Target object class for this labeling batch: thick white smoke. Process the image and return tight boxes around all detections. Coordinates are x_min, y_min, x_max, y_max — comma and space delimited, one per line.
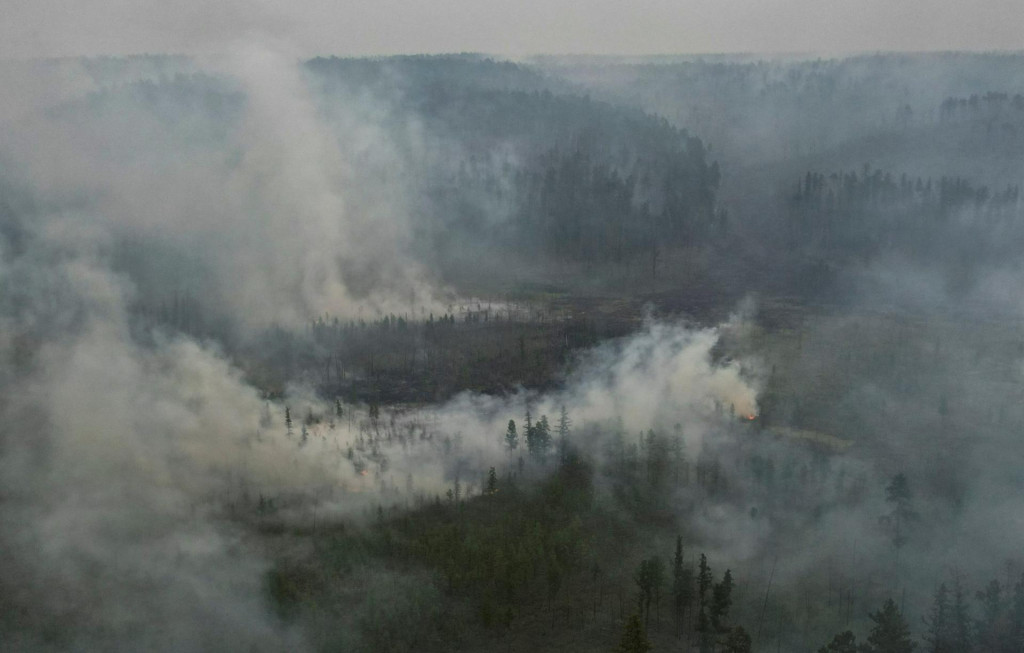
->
0, 46, 448, 332
0, 47, 763, 650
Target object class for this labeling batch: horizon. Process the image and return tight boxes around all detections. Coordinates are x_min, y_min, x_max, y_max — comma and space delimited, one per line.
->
4, 0, 1023, 60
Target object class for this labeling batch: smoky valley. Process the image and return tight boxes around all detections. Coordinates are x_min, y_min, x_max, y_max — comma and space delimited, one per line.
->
2, 51, 1024, 653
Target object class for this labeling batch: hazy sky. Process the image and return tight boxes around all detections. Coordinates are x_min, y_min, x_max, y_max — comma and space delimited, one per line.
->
3, 0, 1023, 59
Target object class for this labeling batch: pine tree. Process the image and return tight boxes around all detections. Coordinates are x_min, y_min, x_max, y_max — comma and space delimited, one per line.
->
696, 605, 713, 653
557, 405, 572, 439
923, 583, 951, 653
949, 575, 972, 652
696, 553, 715, 653
634, 557, 665, 632
818, 630, 859, 653
672, 536, 695, 637
615, 614, 652, 653
698, 553, 713, 608
536, 415, 552, 456
528, 414, 552, 458
865, 598, 916, 653
1012, 573, 1024, 652
285, 405, 293, 436
505, 419, 518, 451
671, 428, 688, 487
524, 407, 535, 453
711, 569, 734, 632
883, 473, 917, 551
974, 578, 1005, 651
486, 466, 498, 495
722, 625, 752, 653
644, 430, 670, 496
557, 404, 572, 462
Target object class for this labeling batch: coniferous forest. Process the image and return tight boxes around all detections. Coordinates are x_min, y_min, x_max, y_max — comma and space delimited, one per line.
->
2, 44, 1024, 653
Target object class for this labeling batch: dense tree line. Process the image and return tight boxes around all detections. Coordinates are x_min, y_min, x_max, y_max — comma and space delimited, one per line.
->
289, 308, 614, 402
508, 141, 723, 265
818, 571, 1024, 653
542, 54, 1024, 163
939, 92, 1024, 124
786, 166, 1022, 271
308, 55, 724, 271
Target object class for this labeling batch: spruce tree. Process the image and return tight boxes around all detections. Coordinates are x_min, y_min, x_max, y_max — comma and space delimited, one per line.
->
818, 630, 859, 653
696, 605, 713, 653
722, 625, 752, 653
672, 536, 695, 636
524, 408, 534, 453
923, 583, 951, 653
527, 414, 552, 458
865, 598, 916, 653
949, 575, 972, 652
556, 405, 572, 462
711, 569, 734, 632
505, 419, 518, 450
634, 557, 665, 632
486, 467, 498, 495
535, 415, 552, 457
557, 405, 572, 439
883, 473, 917, 552
671, 429, 687, 487
615, 614, 652, 653
698, 553, 713, 608
1012, 573, 1024, 652
696, 554, 715, 653
974, 578, 1005, 651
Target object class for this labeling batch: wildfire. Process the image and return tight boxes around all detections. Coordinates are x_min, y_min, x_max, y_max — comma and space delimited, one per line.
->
359, 469, 368, 476
745, 414, 757, 421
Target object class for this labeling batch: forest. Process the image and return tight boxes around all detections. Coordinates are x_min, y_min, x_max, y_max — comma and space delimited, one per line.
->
1, 50, 1023, 652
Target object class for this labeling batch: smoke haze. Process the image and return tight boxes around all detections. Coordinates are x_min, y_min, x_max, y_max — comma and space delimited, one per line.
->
1, 17, 1023, 651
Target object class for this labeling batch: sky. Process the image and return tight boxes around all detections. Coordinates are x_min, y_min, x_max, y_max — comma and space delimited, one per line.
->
2, 0, 1023, 60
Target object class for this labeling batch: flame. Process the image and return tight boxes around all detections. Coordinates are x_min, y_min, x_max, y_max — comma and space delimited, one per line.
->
359, 470, 368, 476
745, 414, 757, 421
